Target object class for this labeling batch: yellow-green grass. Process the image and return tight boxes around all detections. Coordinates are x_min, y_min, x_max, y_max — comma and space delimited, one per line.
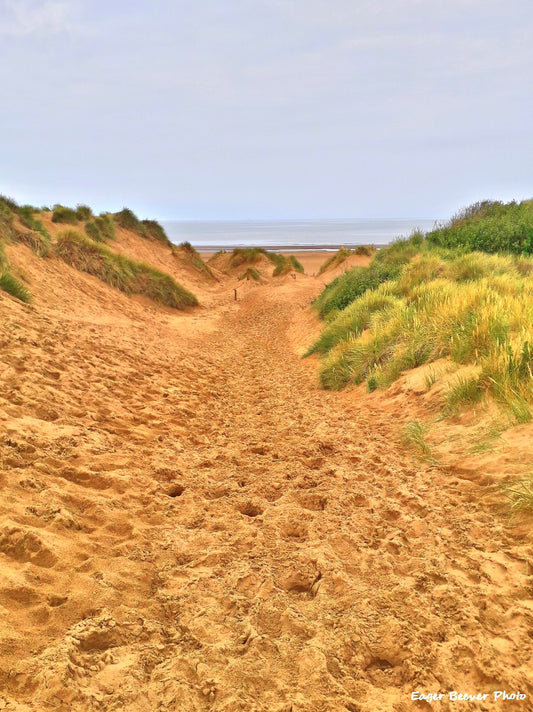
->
401, 420, 439, 464
272, 254, 304, 276
228, 248, 304, 276
175, 242, 215, 280
427, 198, 533, 254
0, 198, 51, 257
52, 205, 78, 224
230, 248, 268, 267
85, 214, 116, 243
502, 476, 533, 515
55, 230, 198, 309
0, 240, 31, 302
238, 267, 261, 281
317, 246, 375, 275
312, 249, 533, 422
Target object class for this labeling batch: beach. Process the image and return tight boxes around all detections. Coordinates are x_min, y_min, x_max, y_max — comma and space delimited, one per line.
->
1, 215, 531, 711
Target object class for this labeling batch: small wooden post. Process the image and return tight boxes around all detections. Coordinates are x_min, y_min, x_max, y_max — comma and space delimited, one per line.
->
234, 288, 237, 301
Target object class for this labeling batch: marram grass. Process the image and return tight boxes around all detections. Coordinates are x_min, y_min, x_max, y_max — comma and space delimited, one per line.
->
55, 230, 198, 309
0, 270, 31, 303
310, 245, 533, 422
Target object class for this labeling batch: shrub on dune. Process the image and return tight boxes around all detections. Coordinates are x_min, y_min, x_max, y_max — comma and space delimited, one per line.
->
95, 214, 116, 240
52, 205, 78, 224
75, 204, 93, 221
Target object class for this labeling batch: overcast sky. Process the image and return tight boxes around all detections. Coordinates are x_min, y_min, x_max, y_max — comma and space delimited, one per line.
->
1, 0, 532, 219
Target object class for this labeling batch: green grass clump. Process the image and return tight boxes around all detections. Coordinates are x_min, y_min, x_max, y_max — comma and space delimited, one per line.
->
444, 375, 484, 412
115, 210, 169, 243
289, 255, 304, 273
85, 221, 104, 242
52, 205, 78, 224
174, 242, 215, 280
238, 267, 261, 281
76, 204, 93, 221
55, 230, 198, 309
0, 271, 31, 302
16, 206, 51, 256
0, 198, 17, 241
318, 246, 374, 275
307, 286, 401, 356
502, 476, 533, 515
271, 253, 304, 276
312, 234, 423, 318
0, 194, 19, 212
230, 247, 266, 267
0, 241, 31, 302
313, 261, 402, 318
94, 214, 115, 240
318, 249, 350, 275
401, 420, 438, 463
226, 247, 301, 276
0, 198, 50, 256
142, 219, 171, 245
427, 199, 533, 254
114, 207, 147, 236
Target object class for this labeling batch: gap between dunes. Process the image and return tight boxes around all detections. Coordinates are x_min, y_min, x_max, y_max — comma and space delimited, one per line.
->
0, 270, 532, 712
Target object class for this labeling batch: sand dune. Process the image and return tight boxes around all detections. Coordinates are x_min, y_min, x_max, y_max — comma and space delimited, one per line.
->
1, 239, 532, 711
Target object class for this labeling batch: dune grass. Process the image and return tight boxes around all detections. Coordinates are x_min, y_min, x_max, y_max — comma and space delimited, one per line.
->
317, 246, 375, 275
238, 267, 261, 281
272, 254, 304, 276
175, 242, 215, 279
308, 229, 533, 422
52, 205, 78, 224
75, 204, 93, 221
0, 240, 31, 303
0, 271, 31, 302
230, 247, 267, 267
95, 214, 116, 240
401, 420, 438, 464
502, 476, 533, 515
427, 199, 533, 254
115, 208, 171, 245
114, 208, 147, 238
0, 197, 51, 257
142, 219, 171, 245
55, 230, 198, 309
228, 248, 303, 276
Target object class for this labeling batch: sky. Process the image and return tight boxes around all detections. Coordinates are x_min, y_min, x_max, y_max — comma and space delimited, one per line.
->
1, 0, 532, 220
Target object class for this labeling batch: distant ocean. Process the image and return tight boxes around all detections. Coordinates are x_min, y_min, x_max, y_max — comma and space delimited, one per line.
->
161, 218, 440, 253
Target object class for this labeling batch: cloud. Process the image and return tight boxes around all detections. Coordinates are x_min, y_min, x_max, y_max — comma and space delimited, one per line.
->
0, 0, 76, 35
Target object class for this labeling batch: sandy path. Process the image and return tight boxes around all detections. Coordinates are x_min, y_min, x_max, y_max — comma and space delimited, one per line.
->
1, 275, 532, 711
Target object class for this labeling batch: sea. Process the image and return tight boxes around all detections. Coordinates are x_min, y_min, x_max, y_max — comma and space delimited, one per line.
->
161, 218, 440, 253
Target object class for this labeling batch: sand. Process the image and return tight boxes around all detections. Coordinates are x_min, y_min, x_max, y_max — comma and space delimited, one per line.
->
1, 239, 532, 711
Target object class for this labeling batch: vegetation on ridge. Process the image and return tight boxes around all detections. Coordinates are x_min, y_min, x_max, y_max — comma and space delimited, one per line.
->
0, 234, 31, 303
55, 230, 198, 309
427, 199, 533, 254
308, 201, 533, 424
175, 241, 215, 280
238, 267, 261, 281
317, 245, 375, 275
226, 247, 304, 276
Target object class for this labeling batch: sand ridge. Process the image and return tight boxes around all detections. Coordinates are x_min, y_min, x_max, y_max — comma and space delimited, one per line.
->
0, 245, 532, 711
